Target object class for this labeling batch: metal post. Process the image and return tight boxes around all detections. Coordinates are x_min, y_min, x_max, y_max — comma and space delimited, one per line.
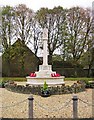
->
28, 96, 34, 119
72, 94, 78, 119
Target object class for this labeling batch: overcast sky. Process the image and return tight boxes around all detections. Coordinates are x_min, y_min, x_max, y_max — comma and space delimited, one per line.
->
0, 0, 94, 11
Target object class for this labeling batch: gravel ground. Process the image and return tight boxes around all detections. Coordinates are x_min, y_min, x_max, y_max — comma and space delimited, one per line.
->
0, 81, 93, 119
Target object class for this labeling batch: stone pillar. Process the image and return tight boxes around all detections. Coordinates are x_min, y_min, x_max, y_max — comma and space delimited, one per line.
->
43, 28, 48, 65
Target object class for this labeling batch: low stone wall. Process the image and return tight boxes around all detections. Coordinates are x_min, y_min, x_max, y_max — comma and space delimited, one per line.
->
5, 81, 86, 95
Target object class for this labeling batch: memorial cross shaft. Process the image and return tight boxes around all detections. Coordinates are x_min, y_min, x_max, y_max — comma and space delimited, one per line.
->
42, 28, 48, 66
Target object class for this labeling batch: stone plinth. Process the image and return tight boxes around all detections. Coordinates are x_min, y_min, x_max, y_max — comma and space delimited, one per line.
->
26, 64, 65, 86
39, 65, 52, 71
35, 65, 56, 77
26, 76, 65, 86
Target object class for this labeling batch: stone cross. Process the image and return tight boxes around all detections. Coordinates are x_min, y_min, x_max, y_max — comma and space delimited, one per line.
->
42, 28, 48, 65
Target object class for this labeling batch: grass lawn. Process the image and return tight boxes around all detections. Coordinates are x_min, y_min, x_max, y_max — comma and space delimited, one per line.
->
65, 77, 94, 81
0, 77, 94, 82
0, 77, 26, 82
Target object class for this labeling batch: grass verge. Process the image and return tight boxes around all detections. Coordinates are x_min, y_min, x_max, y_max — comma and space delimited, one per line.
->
0, 77, 94, 82
0, 77, 26, 82
65, 77, 94, 81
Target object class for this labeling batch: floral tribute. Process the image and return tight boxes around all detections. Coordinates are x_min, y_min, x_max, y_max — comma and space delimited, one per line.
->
30, 73, 36, 77
51, 73, 61, 77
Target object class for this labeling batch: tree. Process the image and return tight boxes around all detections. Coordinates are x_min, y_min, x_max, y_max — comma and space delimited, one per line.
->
36, 6, 66, 64
65, 7, 92, 62
30, 16, 42, 55
1, 6, 15, 76
0, 7, 2, 53
80, 16, 94, 77
13, 4, 34, 74
14, 4, 33, 44
1, 6, 14, 50
62, 7, 92, 76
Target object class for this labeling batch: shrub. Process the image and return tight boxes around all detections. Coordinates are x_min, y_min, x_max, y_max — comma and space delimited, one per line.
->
42, 81, 48, 91
0, 81, 8, 88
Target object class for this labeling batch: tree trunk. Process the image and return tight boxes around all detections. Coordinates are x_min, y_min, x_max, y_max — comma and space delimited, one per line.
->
73, 60, 78, 77
87, 64, 92, 77
7, 59, 11, 77
48, 54, 53, 65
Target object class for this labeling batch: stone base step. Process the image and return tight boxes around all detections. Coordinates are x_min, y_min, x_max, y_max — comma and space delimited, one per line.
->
26, 76, 65, 86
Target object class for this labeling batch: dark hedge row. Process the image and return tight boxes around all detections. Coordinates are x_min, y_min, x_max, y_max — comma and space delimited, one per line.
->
5, 81, 87, 96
